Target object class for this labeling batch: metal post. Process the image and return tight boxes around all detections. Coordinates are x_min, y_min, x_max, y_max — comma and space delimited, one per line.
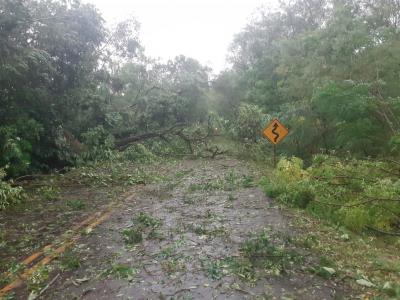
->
273, 144, 277, 168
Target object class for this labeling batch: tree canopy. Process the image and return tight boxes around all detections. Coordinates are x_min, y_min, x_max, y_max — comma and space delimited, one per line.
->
215, 0, 400, 158
0, 0, 211, 177
2, 0, 400, 176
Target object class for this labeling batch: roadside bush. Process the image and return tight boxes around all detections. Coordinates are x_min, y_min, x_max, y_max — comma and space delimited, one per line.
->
341, 207, 369, 232
235, 141, 272, 162
260, 155, 400, 233
123, 143, 157, 163
0, 168, 25, 210
260, 176, 285, 198
80, 126, 115, 162
261, 157, 313, 208
231, 103, 265, 142
146, 138, 188, 157
290, 188, 315, 209
0, 120, 43, 177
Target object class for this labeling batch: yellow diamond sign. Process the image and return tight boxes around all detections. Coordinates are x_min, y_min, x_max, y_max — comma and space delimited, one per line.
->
263, 119, 289, 145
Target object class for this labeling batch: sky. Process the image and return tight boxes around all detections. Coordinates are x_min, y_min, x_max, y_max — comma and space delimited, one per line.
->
84, 0, 274, 73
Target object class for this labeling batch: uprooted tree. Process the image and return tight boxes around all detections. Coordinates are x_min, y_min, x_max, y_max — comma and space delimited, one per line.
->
0, 0, 214, 176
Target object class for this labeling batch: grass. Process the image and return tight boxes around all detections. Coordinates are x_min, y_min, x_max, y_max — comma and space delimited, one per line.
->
161, 258, 186, 274
159, 246, 174, 259
157, 243, 189, 274
76, 162, 150, 187
27, 265, 50, 293
204, 209, 216, 219
212, 231, 302, 282
188, 173, 255, 193
122, 228, 143, 245
289, 208, 400, 298
227, 194, 236, 202
201, 256, 256, 282
186, 223, 228, 238
241, 175, 255, 188
0, 262, 24, 286
308, 256, 337, 279
192, 225, 208, 235
183, 196, 195, 204
223, 257, 256, 281
153, 237, 191, 273
293, 233, 318, 249
1, 292, 15, 300
60, 250, 80, 271
104, 263, 138, 281
240, 231, 301, 274
148, 229, 164, 240
175, 169, 193, 180
136, 212, 162, 228
37, 186, 60, 201
188, 181, 223, 192
203, 260, 225, 280
121, 212, 162, 246
67, 199, 86, 210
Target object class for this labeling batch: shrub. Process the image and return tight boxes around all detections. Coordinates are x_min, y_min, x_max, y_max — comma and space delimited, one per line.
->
0, 120, 43, 177
0, 169, 25, 210
235, 141, 272, 162
80, 126, 115, 162
291, 188, 314, 209
261, 157, 313, 208
122, 228, 143, 245
259, 176, 285, 198
260, 155, 400, 233
342, 207, 369, 232
232, 103, 265, 142
123, 143, 157, 163
37, 186, 60, 201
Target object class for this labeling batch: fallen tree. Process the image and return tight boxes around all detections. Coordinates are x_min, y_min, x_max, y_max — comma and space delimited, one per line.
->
114, 123, 226, 158
115, 123, 186, 150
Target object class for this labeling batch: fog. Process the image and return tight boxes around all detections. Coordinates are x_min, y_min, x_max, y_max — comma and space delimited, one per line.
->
84, 0, 273, 72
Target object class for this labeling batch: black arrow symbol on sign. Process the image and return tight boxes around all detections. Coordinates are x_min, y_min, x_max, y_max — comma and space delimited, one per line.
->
272, 123, 279, 142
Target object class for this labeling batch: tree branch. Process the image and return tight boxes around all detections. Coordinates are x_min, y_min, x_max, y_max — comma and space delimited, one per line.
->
115, 123, 185, 150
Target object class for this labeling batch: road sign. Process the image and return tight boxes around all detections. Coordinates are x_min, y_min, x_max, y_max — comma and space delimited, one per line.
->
263, 119, 289, 145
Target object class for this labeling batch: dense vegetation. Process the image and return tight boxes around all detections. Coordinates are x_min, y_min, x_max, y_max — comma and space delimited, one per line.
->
215, 0, 400, 157
0, 1, 400, 298
212, 0, 400, 235
0, 0, 210, 178
261, 156, 400, 233
1, 0, 400, 236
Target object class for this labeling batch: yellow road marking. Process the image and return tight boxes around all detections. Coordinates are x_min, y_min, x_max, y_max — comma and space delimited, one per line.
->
0, 189, 139, 298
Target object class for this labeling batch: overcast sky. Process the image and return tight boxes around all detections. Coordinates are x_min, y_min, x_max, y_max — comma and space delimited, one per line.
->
84, 0, 275, 73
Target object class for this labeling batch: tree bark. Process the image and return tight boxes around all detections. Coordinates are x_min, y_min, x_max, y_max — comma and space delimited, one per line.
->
115, 123, 185, 150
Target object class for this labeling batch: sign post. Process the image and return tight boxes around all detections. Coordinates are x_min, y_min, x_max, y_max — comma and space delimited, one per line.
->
262, 119, 289, 168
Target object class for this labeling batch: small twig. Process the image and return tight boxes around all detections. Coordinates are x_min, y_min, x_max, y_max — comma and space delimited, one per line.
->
313, 196, 400, 208
231, 285, 255, 296
247, 254, 285, 258
15, 174, 50, 182
142, 265, 159, 276
164, 288, 192, 297
312, 175, 376, 184
364, 195, 400, 203
218, 163, 238, 168
377, 167, 400, 177
38, 273, 60, 296
382, 159, 400, 166
14, 167, 68, 182
365, 225, 400, 236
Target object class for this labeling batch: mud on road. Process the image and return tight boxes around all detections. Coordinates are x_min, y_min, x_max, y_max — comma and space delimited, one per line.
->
11, 158, 350, 299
